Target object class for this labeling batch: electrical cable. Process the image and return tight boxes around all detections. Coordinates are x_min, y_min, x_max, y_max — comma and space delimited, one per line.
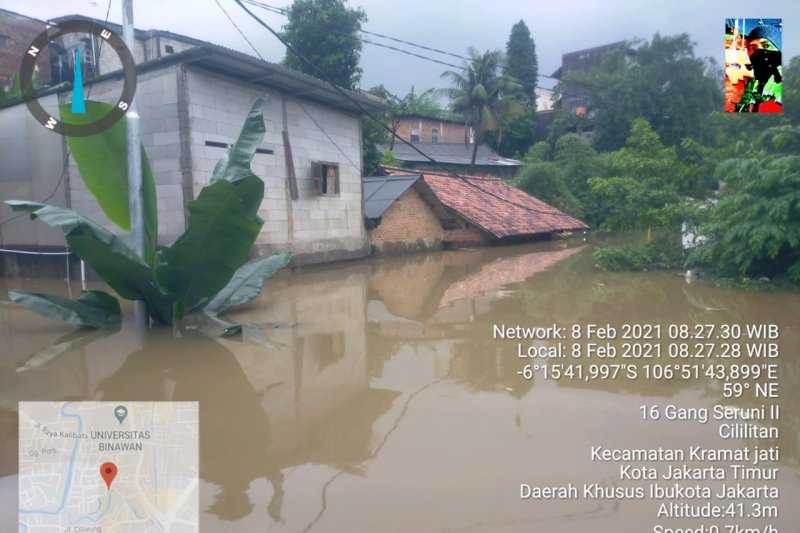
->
359, 38, 463, 70
213, 0, 364, 172
230, 0, 581, 219
233, 0, 440, 165
240, 0, 583, 98
297, 102, 361, 172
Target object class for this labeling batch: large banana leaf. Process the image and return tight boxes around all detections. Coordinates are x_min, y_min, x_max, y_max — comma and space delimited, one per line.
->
210, 98, 266, 186
16, 328, 118, 373
5, 201, 171, 323
8, 290, 121, 329
61, 101, 158, 265
154, 177, 264, 316
154, 99, 268, 316
204, 253, 291, 315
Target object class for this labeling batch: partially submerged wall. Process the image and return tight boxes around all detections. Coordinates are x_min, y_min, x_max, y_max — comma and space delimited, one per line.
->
369, 187, 443, 255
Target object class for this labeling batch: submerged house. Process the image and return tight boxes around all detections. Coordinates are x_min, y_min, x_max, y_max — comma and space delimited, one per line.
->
365, 168, 588, 254
0, 12, 385, 273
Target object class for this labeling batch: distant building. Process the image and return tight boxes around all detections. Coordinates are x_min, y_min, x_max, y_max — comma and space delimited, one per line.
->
551, 41, 631, 114
384, 114, 521, 178
0, 8, 49, 88
393, 113, 471, 144
364, 169, 588, 254
535, 87, 555, 112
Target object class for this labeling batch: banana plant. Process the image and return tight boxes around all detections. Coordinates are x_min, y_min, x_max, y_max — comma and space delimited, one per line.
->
7, 98, 291, 331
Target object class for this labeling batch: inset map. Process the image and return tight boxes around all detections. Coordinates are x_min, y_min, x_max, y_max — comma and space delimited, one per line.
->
19, 401, 199, 532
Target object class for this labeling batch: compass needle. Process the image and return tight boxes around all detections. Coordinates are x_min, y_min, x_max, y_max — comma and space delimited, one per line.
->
20, 20, 136, 136
71, 48, 86, 114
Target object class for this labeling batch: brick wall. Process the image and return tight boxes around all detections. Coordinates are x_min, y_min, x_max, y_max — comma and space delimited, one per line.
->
395, 117, 469, 144
370, 187, 443, 251
443, 224, 488, 246
0, 10, 48, 87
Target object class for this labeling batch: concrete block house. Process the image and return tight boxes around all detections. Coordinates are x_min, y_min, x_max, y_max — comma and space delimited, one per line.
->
0, 13, 386, 271
365, 168, 588, 254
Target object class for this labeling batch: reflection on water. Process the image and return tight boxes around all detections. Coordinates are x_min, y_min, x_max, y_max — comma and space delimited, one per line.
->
1, 240, 799, 532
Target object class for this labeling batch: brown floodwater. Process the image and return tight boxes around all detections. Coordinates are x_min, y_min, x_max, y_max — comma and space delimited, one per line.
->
1, 240, 799, 532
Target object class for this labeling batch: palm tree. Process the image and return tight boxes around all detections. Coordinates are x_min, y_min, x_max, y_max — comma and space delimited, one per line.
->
441, 48, 523, 167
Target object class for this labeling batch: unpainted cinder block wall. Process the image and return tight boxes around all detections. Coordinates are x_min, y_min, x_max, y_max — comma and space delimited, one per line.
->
184, 67, 367, 264
369, 187, 443, 254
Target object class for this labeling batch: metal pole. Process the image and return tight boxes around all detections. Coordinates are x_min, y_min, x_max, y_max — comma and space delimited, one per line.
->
122, 0, 147, 330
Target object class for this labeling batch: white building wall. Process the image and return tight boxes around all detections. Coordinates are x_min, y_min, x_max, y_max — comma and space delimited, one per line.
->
0, 93, 68, 248
66, 65, 186, 243
184, 68, 367, 262
0, 63, 368, 265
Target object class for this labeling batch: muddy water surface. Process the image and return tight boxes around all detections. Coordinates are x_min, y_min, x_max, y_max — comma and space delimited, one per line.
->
1, 240, 799, 532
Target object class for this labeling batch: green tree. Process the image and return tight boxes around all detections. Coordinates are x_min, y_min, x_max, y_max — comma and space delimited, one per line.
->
505, 20, 538, 107
393, 86, 444, 118
485, 20, 538, 158
782, 56, 800, 125
514, 159, 582, 216
586, 118, 684, 232
442, 48, 523, 167
282, 0, 366, 89
552, 133, 600, 207
689, 125, 800, 283
362, 85, 392, 175
564, 33, 721, 150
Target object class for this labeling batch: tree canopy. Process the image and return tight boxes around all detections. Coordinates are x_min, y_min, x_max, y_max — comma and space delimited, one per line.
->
442, 48, 523, 165
562, 33, 721, 150
505, 20, 538, 108
282, 0, 367, 89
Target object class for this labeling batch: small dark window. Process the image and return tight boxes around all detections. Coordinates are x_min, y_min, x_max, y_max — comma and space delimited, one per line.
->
440, 217, 461, 230
410, 127, 420, 143
312, 162, 340, 196
165, 44, 175, 54
431, 127, 439, 143
0, 35, 10, 48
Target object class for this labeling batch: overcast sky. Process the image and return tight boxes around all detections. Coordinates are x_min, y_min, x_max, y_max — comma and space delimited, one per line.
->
5, 0, 799, 95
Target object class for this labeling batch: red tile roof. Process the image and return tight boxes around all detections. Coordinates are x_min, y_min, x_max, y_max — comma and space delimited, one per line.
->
386, 168, 589, 238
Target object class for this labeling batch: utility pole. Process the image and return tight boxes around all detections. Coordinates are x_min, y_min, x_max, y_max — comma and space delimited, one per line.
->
122, 0, 147, 329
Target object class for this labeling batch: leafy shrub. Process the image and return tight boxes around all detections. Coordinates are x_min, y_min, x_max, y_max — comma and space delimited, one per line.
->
688, 126, 800, 283
594, 237, 684, 272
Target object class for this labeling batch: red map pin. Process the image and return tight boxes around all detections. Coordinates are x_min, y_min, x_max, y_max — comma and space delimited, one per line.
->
100, 462, 118, 490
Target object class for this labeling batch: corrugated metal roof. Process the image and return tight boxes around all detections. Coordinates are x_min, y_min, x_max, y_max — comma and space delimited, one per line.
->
382, 142, 521, 167
31, 14, 387, 115
364, 174, 421, 219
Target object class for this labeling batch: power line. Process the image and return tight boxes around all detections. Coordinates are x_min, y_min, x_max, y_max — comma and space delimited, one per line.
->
240, 0, 579, 96
244, 0, 470, 63
233, 0, 439, 165
229, 0, 580, 220
213, 0, 267, 62
214, 0, 369, 172
360, 38, 462, 70
359, 29, 469, 61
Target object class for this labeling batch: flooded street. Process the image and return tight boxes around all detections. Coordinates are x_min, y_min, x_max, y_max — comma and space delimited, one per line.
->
2, 240, 799, 532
